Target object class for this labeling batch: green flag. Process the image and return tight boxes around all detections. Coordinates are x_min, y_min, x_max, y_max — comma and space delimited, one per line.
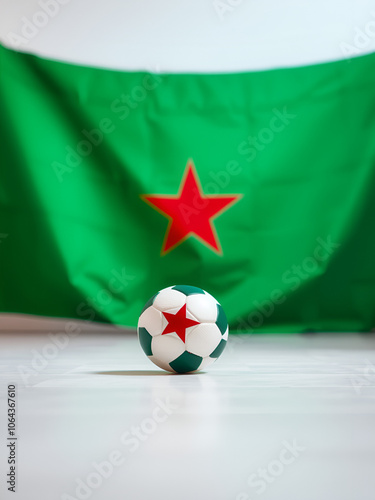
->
1, 10, 375, 332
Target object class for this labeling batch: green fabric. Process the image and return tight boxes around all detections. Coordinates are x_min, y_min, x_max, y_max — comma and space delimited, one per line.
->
1, 44, 375, 332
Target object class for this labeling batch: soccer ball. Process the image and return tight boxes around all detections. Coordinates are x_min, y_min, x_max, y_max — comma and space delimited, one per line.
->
137, 285, 228, 373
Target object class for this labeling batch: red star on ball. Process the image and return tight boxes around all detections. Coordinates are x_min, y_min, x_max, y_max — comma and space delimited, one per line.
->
162, 304, 199, 342
141, 160, 241, 254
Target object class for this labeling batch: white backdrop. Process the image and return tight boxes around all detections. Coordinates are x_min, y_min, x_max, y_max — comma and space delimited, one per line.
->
1, 0, 375, 71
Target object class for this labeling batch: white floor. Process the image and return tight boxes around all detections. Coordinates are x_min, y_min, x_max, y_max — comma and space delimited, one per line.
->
1, 326, 375, 500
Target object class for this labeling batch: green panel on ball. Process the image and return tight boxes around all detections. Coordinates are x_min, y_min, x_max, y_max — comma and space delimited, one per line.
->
172, 285, 205, 296
216, 304, 228, 335
138, 327, 153, 356
169, 351, 203, 373
210, 338, 227, 359
140, 292, 159, 314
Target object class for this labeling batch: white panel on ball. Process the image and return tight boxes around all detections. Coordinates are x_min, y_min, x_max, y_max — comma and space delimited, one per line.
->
153, 288, 186, 312
148, 355, 174, 373
185, 323, 222, 357
186, 293, 218, 323
151, 335, 185, 363
138, 306, 166, 336
197, 356, 216, 372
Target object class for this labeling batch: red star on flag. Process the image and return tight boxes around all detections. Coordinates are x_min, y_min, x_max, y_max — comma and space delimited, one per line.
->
162, 304, 199, 342
141, 160, 241, 254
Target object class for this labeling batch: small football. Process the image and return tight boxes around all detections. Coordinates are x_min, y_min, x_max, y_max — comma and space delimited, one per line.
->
137, 285, 228, 373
